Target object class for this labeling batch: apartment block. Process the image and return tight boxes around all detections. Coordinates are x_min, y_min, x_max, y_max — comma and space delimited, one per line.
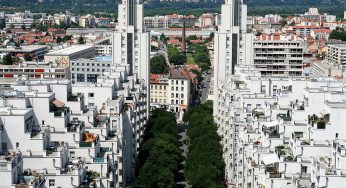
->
326, 44, 346, 65
149, 68, 193, 119
253, 36, 306, 77
216, 65, 346, 188
0, 63, 147, 187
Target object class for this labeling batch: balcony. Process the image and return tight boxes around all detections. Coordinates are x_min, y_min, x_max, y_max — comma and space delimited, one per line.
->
79, 142, 92, 147
67, 120, 84, 132
67, 93, 83, 102
0, 152, 22, 170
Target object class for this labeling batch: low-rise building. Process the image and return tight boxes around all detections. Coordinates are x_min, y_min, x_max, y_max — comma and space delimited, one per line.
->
150, 68, 194, 119
70, 56, 112, 83
44, 45, 95, 66
326, 44, 346, 65
0, 45, 49, 60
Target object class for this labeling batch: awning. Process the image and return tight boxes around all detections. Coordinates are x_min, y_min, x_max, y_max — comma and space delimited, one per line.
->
52, 98, 65, 108
263, 121, 277, 128
320, 109, 329, 116
261, 153, 279, 165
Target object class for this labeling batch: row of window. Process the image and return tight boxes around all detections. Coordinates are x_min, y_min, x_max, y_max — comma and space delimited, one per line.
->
171, 80, 185, 85
150, 85, 167, 90
71, 68, 106, 72
172, 86, 184, 91
171, 93, 184, 98
71, 62, 111, 67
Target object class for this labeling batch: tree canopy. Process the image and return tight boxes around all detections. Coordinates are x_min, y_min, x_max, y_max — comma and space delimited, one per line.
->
183, 101, 225, 188
2, 54, 13, 65
150, 55, 169, 74
329, 28, 346, 41
135, 109, 182, 188
168, 45, 187, 66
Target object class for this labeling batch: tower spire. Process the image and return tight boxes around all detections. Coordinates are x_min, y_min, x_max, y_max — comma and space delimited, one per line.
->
181, 16, 186, 54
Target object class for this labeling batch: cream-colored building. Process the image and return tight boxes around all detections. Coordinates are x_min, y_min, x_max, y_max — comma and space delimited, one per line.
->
149, 68, 193, 118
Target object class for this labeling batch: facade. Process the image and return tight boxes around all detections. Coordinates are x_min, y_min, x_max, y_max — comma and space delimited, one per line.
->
0, 45, 48, 60
144, 16, 171, 28
198, 13, 215, 28
215, 65, 346, 188
326, 44, 346, 65
70, 56, 112, 83
213, 1, 247, 184
112, 0, 150, 114
44, 46, 95, 66
312, 61, 342, 77
0, 61, 70, 79
149, 68, 193, 118
0, 64, 147, 187
252, 37, 306, 77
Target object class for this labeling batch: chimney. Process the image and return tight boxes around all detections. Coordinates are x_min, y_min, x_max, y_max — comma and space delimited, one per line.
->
181, 16, 186, 54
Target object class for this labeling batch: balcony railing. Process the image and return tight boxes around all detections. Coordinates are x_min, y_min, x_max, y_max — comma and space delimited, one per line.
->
93, 157, 105, 163
79, 142, 92, 147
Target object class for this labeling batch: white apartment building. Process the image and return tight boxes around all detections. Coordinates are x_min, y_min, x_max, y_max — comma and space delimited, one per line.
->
214, 0, 247, 118
0, 63, 147, 187
312, 61, 343, 77
70, 56, 112, 83
215, 65, 346, 188
112, 0, 150, 117
252, 36, 306, 77
144, 16, 171, 28
326, 44, 346, 65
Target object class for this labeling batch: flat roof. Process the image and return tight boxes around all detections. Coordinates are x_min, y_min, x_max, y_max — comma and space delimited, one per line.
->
0, 45, 48, 53
45, 45, 94, 56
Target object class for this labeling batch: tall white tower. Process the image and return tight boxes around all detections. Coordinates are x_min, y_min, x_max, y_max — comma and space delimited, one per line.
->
112, 0, 150, 186
213, 0, 247, 117
112, 0, 150, 85
213, 0, 247, 185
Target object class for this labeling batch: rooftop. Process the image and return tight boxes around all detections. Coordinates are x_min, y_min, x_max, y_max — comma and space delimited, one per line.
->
0, 45, 48, 53
45, 45, 94, 56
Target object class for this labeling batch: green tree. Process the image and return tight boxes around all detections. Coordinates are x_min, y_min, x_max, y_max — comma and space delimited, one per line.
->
160, 33, 167, 45
183, 101, 225, 188
56, 36, 62, 43
150, 55, 169, 74
151, 45, 159, 52
2, 54, 13, 65
135, 108, 181, 188
78, 36, 85, 44
23, 53, 32, 61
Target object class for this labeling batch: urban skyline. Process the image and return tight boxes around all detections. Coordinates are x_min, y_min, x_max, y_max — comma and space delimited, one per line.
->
1, 0, 346, 188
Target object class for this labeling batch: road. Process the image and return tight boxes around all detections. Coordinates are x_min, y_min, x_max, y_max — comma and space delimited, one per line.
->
200, 71, 212, 103
158, 39, 171, 66
176, 123, 191, 188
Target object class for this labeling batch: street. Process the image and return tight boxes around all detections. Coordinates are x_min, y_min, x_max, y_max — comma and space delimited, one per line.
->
200, 70, 212, 103
176, 123, 191, 188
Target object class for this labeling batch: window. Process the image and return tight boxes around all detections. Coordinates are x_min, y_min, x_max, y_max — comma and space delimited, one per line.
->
171, 80, 174, 85
70, 151, 75, 159
49, 179, 55, 187
181, 94, 184, 98
181, 80, 184, 84
181, 100, 184, 104
176, 100, 178, 104
176, 81, 178, 84
176, 93, 178, 98
88, 93, 94, 98
171, 86, 174, 91
176, 87, 178, 91
171, 93, 174, 98
181, 87, 184, 91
